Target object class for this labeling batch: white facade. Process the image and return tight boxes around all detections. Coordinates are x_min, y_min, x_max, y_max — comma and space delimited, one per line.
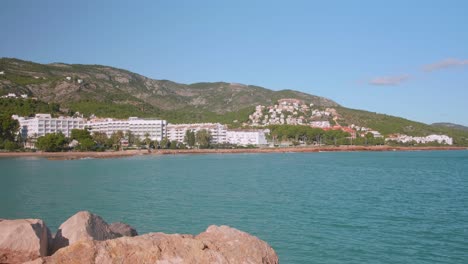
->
167, 123, 227, 144
87, 117, 167, 141
13, 114, 86, 138
2, 93, 29, 99
310, 121, 331, 128
369, 130, 383, 138
226, 129, 268, 146
386, 134, 453, 145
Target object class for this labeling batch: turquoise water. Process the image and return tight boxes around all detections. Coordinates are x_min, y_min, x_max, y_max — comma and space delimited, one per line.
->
1, 151, 467, 263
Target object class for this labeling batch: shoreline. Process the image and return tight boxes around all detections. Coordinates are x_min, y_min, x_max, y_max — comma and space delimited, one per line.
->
0, 146, 466, 160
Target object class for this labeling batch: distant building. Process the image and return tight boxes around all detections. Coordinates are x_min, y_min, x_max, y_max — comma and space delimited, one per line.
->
425, 134, 452, 145
13, 114, 86, 138
368, 130, 383, 138
167, 123, 227, 144
1, 93, 29, 99
278, 98, 303, 106
386, 134, 453, 145
226, 129, 269, 146
310, 121, 331, 128
87, 117, 167, 141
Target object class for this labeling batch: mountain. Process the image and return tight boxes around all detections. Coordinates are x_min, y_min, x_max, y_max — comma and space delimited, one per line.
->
432, 122, 468, 132
0, 58, 337, 123
336, 107, 468, 145
1, 58, 468, 146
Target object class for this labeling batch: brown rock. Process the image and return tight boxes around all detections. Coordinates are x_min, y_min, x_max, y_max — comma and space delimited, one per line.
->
196, 225, 279, 264
42, 233, 217, 263
109, 222, 138, 237
41, 225, 278, 264
22, 259, 45, 264
0, 218, 51, 263
51, 211, 118, 254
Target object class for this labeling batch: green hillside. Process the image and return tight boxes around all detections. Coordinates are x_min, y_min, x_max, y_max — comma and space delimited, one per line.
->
432, 122, 468, 132
0, 58, 337, 123
0, 98, 61, 117
1, 57, 467, 146
336, 107, 468, 146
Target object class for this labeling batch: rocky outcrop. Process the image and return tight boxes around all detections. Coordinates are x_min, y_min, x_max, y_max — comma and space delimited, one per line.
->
1, 212, 278, 263
40, 226, 278, 263
0, 219, 51, 263
109, 222, 138, 237
51, 211, 119, 254
196, 225, 278, 264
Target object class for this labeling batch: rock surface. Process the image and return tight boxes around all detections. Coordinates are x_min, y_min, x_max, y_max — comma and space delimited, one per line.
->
39, 225, 278, 264
109, 222, 138, 237
1, 212, 278, 263
0, 218, 51, 263
196, 225, 279, 264
51, 211, 118, 254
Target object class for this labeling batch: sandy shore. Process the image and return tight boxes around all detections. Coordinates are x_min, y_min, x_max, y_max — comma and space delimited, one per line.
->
0, 146, 466, 160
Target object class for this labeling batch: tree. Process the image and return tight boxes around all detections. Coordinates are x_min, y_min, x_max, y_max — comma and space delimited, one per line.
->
70, 129, 92, 141
323, 130, 350, 146
16, 132, 26, 148
196, 129, 212, 149
71, 129, 96, 151
92, 131, 109, 147
134, 137, 143, 148
364, 132, 374, 145
169, 140, 179, 149
143, 133, 152, 148
109, 130, 125, 150
0, 115, 19, 146
184, 130, 196, 147
125, 130, 136, 146
267, 124, 326, 145
4, 140, 19, 151
150, 139, 158, 149
36, 133, 67, 152
78, 138, 96, 151
160, 137, 170, 149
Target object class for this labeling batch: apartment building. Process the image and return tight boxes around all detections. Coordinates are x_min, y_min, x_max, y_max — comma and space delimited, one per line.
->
13, 114, 86, 138
167, 123, 227, 144
226, 129, 269, 146
87, 117, 167, 141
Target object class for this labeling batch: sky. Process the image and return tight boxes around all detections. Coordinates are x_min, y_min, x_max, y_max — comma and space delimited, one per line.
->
1, 0, 467, 125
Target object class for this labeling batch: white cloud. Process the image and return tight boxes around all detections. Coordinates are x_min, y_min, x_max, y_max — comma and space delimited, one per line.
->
368, 75, 411, 86
423, 58, 468, 72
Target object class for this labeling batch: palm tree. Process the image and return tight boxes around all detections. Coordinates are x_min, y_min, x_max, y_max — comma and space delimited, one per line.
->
144, 132, 151, 148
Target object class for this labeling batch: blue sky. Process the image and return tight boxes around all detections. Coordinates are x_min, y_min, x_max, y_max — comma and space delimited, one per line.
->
1, 0, 467, 125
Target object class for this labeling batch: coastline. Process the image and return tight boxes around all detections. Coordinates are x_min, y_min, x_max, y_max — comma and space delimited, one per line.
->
0, 145, 466, 160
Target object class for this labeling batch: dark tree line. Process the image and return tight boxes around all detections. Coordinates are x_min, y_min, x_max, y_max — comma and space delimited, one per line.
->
0, 114, 20, 150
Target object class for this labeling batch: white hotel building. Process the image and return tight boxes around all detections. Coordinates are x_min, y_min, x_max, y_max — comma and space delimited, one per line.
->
13, 114, 268, 146
226, 129, 269, 146
167, 123, 227, 144
86, 117, 167, 141
386, 134, 453, 145
13, 114, 86, 138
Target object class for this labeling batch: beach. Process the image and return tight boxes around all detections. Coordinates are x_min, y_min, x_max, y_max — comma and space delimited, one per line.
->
0, 145, 466, 160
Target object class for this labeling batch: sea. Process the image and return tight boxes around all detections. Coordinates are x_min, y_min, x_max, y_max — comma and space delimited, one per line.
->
1, 150, 467, 263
